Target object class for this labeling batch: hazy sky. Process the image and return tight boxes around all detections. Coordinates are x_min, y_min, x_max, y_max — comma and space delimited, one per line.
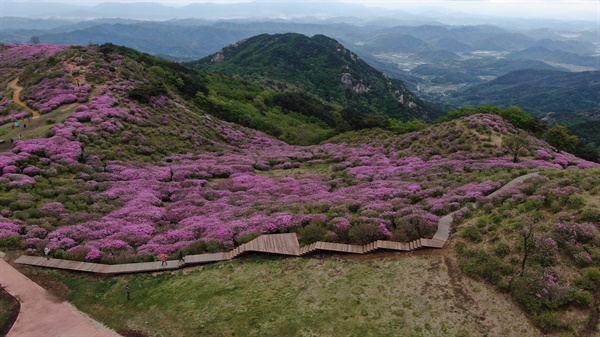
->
1, 0, 599, 21
353, 0, 600, 21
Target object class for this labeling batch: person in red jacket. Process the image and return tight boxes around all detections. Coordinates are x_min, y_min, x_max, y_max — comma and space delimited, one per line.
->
160, 253, 167, 266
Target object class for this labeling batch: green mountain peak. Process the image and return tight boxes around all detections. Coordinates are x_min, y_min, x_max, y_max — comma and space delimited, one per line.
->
191, 33, 445, 123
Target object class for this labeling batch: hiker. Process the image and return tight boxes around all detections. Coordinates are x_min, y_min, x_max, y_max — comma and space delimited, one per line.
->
18, 134, 21, 139
44, 247, 50, 260
9, 137, 13, 144
125, 284, 131, 301
161, 253, 167, 266
23, 123, 26, 129
11, 123, 14, 129
178, 250, 185, 263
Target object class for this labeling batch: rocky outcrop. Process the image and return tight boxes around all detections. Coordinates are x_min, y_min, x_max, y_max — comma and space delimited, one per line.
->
341, 73, 370, 93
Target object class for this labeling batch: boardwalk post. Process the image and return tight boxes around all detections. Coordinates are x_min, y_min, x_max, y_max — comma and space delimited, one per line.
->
125, 284, 131, 301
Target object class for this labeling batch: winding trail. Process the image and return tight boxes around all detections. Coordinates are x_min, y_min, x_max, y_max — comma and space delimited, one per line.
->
0, 257, 120, 337
8, 78, 40, 119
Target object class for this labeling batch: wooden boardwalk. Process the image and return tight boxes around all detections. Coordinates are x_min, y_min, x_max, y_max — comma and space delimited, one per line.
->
13, 234, 437, 275
14, 173, 539, 275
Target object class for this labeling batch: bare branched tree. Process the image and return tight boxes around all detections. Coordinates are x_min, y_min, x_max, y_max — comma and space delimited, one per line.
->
503, 132, 531, 163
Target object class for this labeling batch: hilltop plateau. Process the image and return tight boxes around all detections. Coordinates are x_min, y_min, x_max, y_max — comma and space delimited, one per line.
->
0, 43, 599, 336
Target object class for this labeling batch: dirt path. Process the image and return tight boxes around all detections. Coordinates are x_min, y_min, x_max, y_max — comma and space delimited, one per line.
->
0, 258, 120, 337
8, 78, 40, 119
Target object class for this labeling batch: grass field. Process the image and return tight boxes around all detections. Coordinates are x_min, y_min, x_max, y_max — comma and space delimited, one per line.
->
0, 286, 19, 336
18, 251, 541, 337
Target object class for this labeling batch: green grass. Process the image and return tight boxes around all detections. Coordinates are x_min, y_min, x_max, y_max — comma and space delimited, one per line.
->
0, 296, 12, 329
25, 254, 540, 337
0, 97, 77, 153
0, 287, 19, 336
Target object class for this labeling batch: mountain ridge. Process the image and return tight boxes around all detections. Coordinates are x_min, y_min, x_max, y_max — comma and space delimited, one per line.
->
451, 69, 600, 113
191, 33, 445, 122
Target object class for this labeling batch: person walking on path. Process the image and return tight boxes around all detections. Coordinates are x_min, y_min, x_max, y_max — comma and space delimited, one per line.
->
160, 253, 167, 266
44, 247, 50, 260
178, 250, 185, 264
125, 284, 131, 301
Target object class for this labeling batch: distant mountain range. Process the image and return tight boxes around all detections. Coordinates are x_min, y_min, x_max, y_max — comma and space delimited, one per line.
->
3, 18, 597, 100
0, 2, 397, 21
450, 69, 600, 113
1, 15, 598, 146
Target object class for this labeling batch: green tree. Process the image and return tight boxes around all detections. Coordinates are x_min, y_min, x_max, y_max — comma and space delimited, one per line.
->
388, 118, 428, 134
545, 125, 579, 153
502, 132, 532, 163
498, 106, 533, 130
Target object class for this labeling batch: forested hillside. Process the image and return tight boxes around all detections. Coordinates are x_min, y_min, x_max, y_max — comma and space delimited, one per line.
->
190, 33, 445, 122
450, 69, 600, 113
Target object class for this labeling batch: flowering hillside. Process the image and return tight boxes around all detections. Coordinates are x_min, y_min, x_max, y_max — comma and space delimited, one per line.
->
1, 43, 599, 334
0, 44, 595, 257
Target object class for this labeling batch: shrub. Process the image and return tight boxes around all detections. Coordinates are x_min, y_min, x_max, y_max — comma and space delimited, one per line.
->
454, 241, 467, 255
66, 246, 91, 261
555, 222, 598, 245
573, 251, 593, 267
393, 211, 438, 241
9, 202, 32, 212
298, 223, 328, 245
0, 235, 23, 248
348, 223, 388, 245
531, 312, 567, 334
461, 225, 483, 243
575, 268, 600, 291
0, 197, 12, 207
459, 249, 511, 284
531, 237, 558, 267
571, 290, 592, 308
566, 194, 586, 209
578, 208, 600, 223
513, 269, 575, 315
549, 201, 562, 213
204, 240, 225, 253
53, 249, 67, 259
494, 242, 511, 258
236, 232, 261, 245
